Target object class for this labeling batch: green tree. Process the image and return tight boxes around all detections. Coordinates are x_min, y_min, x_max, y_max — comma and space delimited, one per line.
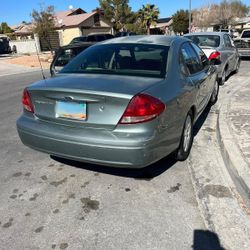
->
31, 5, 56, 53
99, 0, 133, 32
172, 9, 189, 34
0, 22, 13, 34
138, 4, 159, 35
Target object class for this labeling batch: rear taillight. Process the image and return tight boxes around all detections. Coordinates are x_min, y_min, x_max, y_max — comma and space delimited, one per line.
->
209, 51, 221, 60
119, 94, 165, 124
22, 88, 34, 113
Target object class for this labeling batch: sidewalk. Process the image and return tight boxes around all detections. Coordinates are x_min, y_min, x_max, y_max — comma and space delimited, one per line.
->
188, 61, 250, 250
218, 68, 250, 208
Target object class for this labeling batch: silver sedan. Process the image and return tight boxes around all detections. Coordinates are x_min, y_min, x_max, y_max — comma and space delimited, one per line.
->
17, 36, 219, 168
184, 32, 240, 85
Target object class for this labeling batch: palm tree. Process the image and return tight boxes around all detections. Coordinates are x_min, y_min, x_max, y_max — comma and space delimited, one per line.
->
138, 4, 159, 35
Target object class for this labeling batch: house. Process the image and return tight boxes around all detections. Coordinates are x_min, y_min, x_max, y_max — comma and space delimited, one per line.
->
233, 16, 250, 30
11, 23, 33, 40
54, 8, 113, 45
10, 7, 113, 52
150, 17, 173, 35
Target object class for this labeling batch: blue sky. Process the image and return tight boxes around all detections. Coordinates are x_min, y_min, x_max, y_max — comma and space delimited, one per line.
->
1, 0, 250, 25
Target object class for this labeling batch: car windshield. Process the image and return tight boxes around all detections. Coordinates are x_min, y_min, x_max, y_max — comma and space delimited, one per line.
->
61, 44, 169, 78
185, 35, 220, 48
242, 31, 250, 38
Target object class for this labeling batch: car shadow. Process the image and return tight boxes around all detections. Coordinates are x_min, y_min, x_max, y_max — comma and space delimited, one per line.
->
193, 230, 225, 250
51, 153, 177, 180
193, 105, 211, 136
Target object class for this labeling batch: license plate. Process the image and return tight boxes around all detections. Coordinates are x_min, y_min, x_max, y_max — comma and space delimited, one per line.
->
56, 101, 86, 120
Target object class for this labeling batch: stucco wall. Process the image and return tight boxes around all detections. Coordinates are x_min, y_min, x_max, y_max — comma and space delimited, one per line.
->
61, 28, 81, 45
9, 39, 40, 54
100, 18, 111, 28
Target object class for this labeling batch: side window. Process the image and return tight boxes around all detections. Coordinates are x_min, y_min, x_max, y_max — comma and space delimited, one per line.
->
86, 35, 96, 42
191, 43, 209, 69
223, 35, 232, 47
180, 43, 203, 75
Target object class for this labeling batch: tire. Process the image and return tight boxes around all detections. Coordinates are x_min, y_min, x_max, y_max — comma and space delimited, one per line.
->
209, 79, 219, 105
219, 69, 226, 86
175, 111, 194, 161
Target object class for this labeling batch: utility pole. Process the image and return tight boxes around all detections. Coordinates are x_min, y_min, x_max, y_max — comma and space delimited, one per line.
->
189, 0, 192, 33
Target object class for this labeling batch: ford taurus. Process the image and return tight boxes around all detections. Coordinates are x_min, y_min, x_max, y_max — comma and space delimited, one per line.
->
17, 36, 219, 168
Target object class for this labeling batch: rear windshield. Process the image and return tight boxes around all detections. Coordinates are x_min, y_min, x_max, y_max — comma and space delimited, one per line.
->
61, 44, 169, 78
185, 35, 220, 48
71, 37, 87, 43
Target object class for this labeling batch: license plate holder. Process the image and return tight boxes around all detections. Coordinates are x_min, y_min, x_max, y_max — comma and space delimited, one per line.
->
56, 101, 87, 120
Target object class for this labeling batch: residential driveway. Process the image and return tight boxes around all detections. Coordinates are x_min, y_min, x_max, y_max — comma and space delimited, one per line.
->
0, 62, 39, 77
0, 69, 207, 249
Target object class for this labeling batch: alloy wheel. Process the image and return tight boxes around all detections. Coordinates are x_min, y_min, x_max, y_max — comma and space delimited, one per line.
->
183, 115, 192, 152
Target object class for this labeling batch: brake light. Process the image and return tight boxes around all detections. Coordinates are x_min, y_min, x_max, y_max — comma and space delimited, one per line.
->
119, 94, 165, 124
209, 51, 221, 60
22, 88, 34, 113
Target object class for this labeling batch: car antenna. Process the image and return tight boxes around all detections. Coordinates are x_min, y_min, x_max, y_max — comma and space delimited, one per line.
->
34, 42, 46, 80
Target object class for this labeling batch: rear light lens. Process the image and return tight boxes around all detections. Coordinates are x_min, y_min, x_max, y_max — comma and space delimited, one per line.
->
22, 88, 34, 113
119, 93, 165, 124
209, 51, 221, 60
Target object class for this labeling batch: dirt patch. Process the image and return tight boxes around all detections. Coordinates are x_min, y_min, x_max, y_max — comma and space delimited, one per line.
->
3, 54, 51, 69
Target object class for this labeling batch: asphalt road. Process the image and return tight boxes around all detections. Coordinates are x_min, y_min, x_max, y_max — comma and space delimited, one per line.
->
1, 61, 249, 250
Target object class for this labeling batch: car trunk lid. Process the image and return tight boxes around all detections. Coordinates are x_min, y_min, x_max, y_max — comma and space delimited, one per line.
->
200, 48, 217, 58
27, 74, 163, 130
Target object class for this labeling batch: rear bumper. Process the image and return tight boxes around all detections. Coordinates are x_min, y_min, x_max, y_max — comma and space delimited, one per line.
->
17, 115, 177, 168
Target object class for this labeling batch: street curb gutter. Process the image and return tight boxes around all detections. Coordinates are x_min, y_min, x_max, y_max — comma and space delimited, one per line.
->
217, 88, 250, 209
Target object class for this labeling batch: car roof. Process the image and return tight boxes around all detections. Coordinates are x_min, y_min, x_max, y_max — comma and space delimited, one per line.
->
99, 35, 190, 46
60, 42, 96, 50
184, 32, 227, 37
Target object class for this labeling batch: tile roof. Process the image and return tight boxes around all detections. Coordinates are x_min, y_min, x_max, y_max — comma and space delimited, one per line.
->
55, 12, 96, 27
14, 24, 33, 35
54, 8, 95, 27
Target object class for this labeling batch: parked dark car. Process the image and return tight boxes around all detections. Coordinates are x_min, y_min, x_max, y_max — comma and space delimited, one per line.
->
50, 42, 95, 76
70, 33, 114, 44
17, 36, 219, 168
115, 32, 137, 37
0, 36, 11, 54
184, 32, 240, 85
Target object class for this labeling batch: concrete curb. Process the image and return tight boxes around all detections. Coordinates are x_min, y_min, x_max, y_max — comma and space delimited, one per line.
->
217, 85, 250, 208
188, 105, 250, 250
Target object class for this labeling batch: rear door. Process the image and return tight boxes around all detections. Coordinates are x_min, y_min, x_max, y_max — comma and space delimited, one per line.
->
191, 43, 215, 99
223, 34, 237, 72
180, 42, 210, 113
